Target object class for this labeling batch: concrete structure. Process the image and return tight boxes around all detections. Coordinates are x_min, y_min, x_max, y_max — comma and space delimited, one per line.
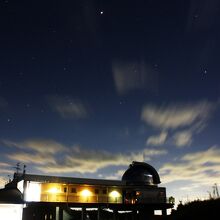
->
0, 161, 173, 219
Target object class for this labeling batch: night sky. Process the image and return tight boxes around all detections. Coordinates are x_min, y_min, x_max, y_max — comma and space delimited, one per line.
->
1, 0, 220, 202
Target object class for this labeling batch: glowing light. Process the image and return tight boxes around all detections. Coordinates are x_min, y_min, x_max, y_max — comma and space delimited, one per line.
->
109, 190, 120, 198
81, 189, 92, 197
47, 187, 59, 194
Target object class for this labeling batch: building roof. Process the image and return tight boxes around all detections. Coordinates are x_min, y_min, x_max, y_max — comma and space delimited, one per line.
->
122, 161, 161, 185
0, 187, 23, 204
21, 174, 125, 186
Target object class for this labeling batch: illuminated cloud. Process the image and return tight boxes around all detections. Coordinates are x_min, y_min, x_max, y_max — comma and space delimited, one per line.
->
100, 170, 125, 180
159, 146, 220, 187
3, 138, 167, 175
0, 176, 7, 188
3, 139, 67, 154
112, 60, 157, 95
141, 101, 214, 130
147, 131, 168, 146
0, 162, 12, 174
47, 95, 88, 119
7, 152, 57, 165
0, 163, 13, 188
172, 130, 192, 147
36, 147, 167, 174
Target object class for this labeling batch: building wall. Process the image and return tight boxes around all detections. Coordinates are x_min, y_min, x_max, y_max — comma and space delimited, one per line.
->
0, 204, 23, 220
25, 181, 123, 204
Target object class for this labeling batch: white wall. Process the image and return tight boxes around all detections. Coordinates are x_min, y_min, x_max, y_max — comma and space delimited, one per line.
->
0, 204, 23, 220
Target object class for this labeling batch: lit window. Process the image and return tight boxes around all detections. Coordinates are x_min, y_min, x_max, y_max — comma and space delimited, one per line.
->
64, 187, 67, 193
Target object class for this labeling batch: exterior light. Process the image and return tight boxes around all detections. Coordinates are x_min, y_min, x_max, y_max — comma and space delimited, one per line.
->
136, 191, 141, 196
81, 189, 92, 197
109, 190, 120, 198
47, 187, 59, 194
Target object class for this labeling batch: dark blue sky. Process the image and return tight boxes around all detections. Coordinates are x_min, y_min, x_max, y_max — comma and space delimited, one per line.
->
0, 0, 220, 201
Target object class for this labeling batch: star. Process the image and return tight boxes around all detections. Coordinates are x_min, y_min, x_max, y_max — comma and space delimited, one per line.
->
100, 11, 104, 15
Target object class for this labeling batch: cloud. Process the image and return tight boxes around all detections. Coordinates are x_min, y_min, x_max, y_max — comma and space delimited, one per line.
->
112, 60, 158, 95
3, 139, 67, 154
147, 131, 168, 146
100, 170, 125, 180
47, 95, 88, 119
36, 147, 167, 174
172, 130, 192, 147
3, 139, 167, 174
0, 162, 12, 174
7, 152, 57, 165
0, 163, 13, 188
159, 146, 220, 187
141, 101, 214, 130
3, 139, 67, 166
0, 176, 7, 189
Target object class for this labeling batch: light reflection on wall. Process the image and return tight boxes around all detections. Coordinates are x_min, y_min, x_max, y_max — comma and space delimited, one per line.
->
25, 182, 41, 202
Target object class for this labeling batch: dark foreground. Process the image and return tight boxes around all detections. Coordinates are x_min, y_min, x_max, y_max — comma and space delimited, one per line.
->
165, 198, 220, 220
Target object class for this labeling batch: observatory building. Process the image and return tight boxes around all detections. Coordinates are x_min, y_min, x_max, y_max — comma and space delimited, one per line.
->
0, 161, 173, 220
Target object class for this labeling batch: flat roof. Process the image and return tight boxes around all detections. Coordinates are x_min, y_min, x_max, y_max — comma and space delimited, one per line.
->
22, 174, 125, 186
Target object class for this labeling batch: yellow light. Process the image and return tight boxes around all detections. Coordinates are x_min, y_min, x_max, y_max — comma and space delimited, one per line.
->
81, 189, 92, 197
109, 190, 120, 198
47, 187, 59, 194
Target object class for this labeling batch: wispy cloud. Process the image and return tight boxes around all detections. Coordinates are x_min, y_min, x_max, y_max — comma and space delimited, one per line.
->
172, 130, 192, 147
3, 139, 167, 174
0, 162, 13, 188
100, 170, 125, 180
159, 146, 220, 187
47, 95, 88, 119
147, 131, 168, 146
142, 100, 218, 148
0, 162, 12, 174
8, 152, 57, 165
112, 60, 157, 95
0, 176, 7, 188
3, 139, 67, 154
141, 101, 214, 130
36, 147, 167, 174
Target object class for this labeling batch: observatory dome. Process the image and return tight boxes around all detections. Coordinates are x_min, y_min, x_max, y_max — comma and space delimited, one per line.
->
122, 161, 161, 185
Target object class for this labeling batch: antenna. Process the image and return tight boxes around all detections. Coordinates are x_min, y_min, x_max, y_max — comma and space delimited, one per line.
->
23, 164, 26, 175
214, 183, 219, 198
13, 162, 21, 174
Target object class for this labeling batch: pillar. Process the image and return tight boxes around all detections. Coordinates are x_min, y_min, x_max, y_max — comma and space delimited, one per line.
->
97, 207, 100, 220
162, 209, 167, 216
81, 207, 85, 220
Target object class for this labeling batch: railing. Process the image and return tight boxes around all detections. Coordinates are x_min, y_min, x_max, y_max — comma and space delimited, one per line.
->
40, 194, 122, 204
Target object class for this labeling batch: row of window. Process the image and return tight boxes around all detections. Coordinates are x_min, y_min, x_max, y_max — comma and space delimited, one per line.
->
63, 187, 107, 194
